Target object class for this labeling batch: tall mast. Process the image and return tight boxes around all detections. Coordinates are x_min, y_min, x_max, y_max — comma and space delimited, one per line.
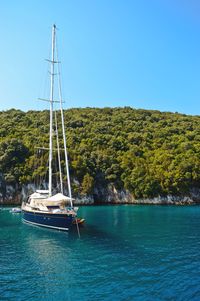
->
55, 110, 63, 194
49, 24, 56, 196
60, 100, 73, 207
57, 58, 73, 207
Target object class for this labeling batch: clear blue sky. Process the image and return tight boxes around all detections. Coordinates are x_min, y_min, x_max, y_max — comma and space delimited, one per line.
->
0, 0, 200, 114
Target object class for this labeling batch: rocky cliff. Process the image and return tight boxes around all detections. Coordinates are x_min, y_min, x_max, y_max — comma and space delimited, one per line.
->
1, 182, 200, 206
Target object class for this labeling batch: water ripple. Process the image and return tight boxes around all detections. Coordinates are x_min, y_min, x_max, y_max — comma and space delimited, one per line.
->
1, 205, 200, 300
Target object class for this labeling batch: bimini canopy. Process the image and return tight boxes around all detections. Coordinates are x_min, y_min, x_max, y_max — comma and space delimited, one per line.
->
45, 193, 74, 203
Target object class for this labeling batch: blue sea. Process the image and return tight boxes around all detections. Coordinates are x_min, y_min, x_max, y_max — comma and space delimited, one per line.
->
1, 205, 200, 301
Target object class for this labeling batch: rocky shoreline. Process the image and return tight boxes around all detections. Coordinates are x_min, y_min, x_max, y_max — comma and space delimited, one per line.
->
1, 183, 200, 206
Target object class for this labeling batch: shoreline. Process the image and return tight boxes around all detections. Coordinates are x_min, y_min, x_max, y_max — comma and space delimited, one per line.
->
1, 201, 200, 207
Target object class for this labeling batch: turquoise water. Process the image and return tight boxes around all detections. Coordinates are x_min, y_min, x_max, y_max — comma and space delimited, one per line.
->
1, 205, 200, 301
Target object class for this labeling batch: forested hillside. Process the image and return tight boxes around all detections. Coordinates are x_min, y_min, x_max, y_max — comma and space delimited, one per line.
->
0, 107, 200, 201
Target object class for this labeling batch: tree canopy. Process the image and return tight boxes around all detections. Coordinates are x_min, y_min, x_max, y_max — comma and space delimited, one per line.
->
0, 107, 200, 199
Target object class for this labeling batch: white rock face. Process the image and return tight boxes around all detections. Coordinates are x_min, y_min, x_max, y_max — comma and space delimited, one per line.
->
0, 181, 200, 205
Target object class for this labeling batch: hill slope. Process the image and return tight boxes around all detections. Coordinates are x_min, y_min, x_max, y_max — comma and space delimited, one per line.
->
0, 107, 200, 203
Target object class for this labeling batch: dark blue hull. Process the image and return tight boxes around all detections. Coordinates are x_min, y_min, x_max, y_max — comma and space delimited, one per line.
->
22, 210, 73, 231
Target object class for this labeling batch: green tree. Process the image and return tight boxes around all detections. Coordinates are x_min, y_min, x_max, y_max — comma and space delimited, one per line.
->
81, 173, 94, 195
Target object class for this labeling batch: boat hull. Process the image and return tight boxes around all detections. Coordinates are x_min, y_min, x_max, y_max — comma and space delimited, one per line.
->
22, 210, 73, 231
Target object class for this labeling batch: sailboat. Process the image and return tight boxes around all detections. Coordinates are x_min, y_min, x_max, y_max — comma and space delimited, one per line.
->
22, 25, 78, 231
